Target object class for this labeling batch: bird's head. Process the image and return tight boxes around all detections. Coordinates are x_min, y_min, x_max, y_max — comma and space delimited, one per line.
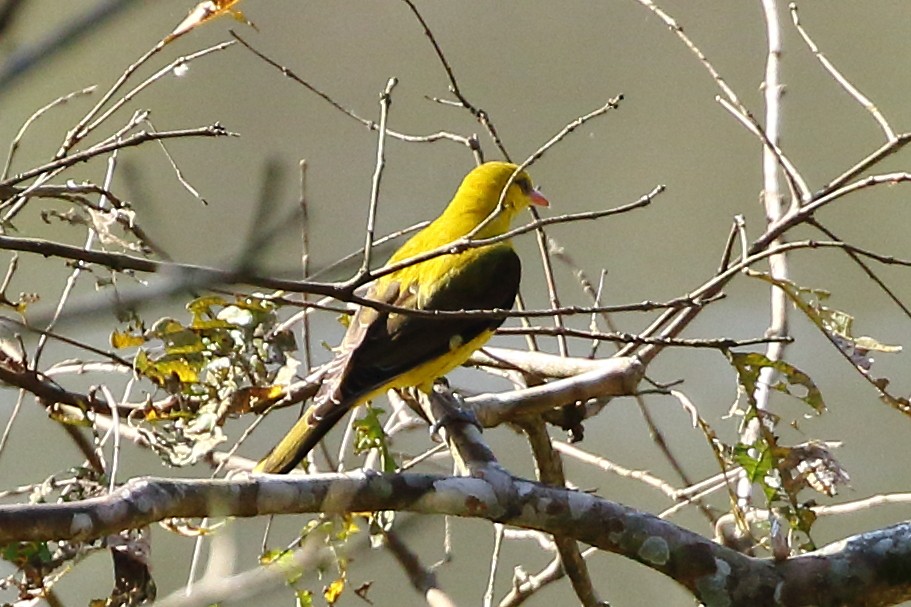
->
446, 161, 549, 239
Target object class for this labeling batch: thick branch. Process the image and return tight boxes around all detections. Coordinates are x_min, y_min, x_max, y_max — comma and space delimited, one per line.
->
1, 474, 909, 607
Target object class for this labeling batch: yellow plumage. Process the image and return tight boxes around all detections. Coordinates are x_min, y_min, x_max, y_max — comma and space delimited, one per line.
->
256, 161, 548, 473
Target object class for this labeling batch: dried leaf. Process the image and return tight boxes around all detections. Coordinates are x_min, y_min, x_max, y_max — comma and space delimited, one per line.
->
226, 385, 284, 415
107, 529, 157, 605
781, 441, 850, 497
166, 1, 253, 43
747, 270, 901, 369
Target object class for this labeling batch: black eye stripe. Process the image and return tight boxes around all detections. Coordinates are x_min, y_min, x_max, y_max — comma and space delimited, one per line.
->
514, 176, 532, 194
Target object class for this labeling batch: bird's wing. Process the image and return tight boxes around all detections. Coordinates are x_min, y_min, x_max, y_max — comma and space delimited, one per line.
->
315, 244, 521, 411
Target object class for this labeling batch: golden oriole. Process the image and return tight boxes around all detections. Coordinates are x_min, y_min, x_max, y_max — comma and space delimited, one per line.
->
255, 161, 548, 473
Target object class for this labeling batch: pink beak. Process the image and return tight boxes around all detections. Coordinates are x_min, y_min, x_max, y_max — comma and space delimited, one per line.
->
529, 188, 550, 207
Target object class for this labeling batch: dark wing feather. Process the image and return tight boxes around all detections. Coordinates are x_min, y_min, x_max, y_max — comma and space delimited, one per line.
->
255, 245, 520, 474
316, 244, 521, 411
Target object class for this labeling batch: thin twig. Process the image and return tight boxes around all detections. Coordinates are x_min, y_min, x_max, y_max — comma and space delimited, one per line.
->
398, 0, 511, 158
298, 160, 314, 373
717, 217, 740, 273
85, 42, 235, 140
498, 326, 791, 349
635, 0, 810, 200
231, 31, 476, 150
0, 109, 146, 220
143, 117, 209, 206
360, 78, 398, 277
484, 524, 506, 607
554, 441, 679, 500
478, 97, 624, 239
550, 247, 711, 518
57, 37, 167, 156
789, 3, 895, 141
819, 133, 911, 195
716, 96, 809, 201
808, 218, 911, 322
384, 529, 457, 607
1, 124, 234, 188
33, 133, 123, 367
755, 170, 911, 252
2, 87, 96, 180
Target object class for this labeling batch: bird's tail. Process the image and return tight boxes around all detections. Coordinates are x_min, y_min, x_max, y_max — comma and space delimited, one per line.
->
253, 400, 351, 474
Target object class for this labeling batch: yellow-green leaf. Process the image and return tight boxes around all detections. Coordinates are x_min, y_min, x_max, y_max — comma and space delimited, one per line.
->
728, 351, 825, 413
135, 350, 199, 384
111, 329, 146, 349
324, 577, 345, 605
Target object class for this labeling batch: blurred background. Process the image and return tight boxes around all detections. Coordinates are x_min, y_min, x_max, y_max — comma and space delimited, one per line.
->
1, 1, 910, 605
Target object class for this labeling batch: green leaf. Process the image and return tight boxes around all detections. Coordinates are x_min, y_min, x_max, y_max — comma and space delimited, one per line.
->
2, 541, 52, 565
353, 405, 395, 472
727, 351, 825, 414
295, 589, 314, 607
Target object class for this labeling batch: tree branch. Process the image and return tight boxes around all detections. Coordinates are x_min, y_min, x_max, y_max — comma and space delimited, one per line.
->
2, 474, 909, 607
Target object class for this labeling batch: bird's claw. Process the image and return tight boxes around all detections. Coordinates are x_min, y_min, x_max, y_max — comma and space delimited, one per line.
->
428, 402, 482, 440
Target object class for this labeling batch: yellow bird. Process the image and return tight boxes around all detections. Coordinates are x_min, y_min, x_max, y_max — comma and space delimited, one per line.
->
256, 161, 548, 473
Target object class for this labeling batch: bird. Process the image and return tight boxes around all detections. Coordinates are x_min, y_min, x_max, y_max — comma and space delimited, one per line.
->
255, 161, 548, 473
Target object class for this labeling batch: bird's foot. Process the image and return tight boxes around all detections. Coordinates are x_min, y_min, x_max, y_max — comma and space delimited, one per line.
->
428, 379, 482, 441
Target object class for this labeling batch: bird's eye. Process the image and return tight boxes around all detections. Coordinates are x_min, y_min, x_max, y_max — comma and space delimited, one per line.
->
514, 175, 532, 195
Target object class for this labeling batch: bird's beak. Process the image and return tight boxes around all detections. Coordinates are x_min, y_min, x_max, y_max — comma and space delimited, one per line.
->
529, 188, 549, 207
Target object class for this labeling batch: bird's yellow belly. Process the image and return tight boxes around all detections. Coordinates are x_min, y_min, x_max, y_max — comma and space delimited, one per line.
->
360, 328, 496, 403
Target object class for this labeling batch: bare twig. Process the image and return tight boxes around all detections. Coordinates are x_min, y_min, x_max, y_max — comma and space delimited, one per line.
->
550, 247, 714, 521
385, 530, 457, 607
398, 0, 510, 158
57, 38, 166, 156
808, 218, 911, 322
360, 77, 398, 277
819, 133, 911, 195
2, 87, 96, 180
755, 171, 911, 252
1, 124, 234, 188
789, 3, 895, 141
143, 117, 209, 206
498, 326, 791, 349
298, 160, 314, 373
231, 31, 476, 150
636, 0, 810, 200
85, 41, 235, 142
